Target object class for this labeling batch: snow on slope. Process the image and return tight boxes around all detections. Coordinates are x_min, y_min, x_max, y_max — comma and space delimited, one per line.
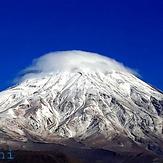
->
0, 51, 163, 155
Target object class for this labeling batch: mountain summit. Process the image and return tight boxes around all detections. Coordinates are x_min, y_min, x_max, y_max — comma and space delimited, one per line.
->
0, 51, 163, 157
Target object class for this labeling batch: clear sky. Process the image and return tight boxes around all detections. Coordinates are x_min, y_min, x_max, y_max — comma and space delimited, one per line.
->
0, 0, 163, 91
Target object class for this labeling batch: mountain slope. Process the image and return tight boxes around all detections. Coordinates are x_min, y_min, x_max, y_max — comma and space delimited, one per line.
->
0, 69, 163, 156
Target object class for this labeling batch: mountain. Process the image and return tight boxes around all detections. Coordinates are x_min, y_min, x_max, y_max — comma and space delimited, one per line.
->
0, 51, 163, 162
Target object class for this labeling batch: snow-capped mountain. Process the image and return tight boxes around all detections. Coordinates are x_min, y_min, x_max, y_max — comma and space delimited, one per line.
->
0, 51, 163, 156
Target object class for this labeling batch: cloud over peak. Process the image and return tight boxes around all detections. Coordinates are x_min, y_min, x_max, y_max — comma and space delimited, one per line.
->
20, 50, 138, 80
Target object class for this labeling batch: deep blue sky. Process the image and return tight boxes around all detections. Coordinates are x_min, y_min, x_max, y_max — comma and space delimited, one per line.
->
0, 0, 163, 91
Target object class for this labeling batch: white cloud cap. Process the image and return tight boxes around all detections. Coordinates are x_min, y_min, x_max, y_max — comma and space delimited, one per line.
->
21, 50, 138, 80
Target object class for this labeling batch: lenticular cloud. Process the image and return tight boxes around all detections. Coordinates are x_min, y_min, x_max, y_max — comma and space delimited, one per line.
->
21, 50, 137, 80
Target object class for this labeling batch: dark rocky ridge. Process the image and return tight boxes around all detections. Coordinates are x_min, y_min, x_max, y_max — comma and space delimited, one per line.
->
0, 141, 163, 163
